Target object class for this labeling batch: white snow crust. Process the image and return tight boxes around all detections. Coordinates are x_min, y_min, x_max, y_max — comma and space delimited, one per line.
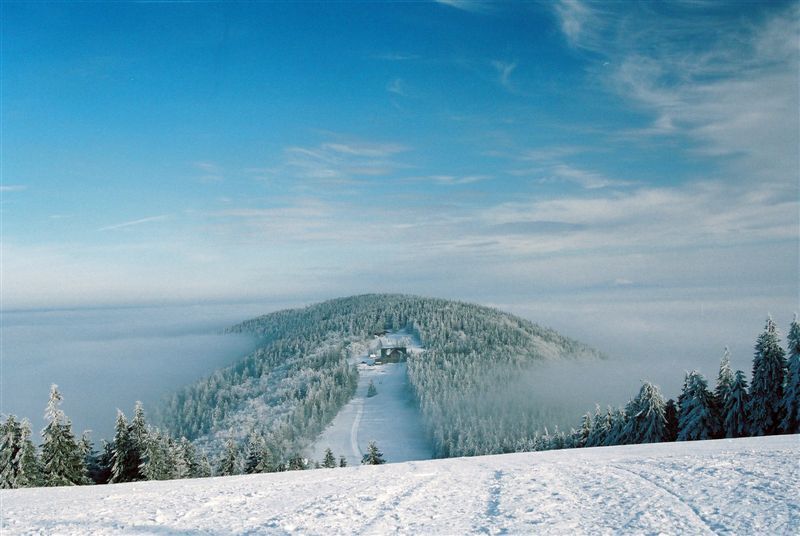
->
2, 434, 797, 535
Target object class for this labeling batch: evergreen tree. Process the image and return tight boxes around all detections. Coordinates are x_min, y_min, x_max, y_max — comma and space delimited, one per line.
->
339, 455, 347, 468
603, 407, 627, 446
0, 415, 22, 488
40, 385, 88, 486
79, 432, 101, 485
664, 399, 679, 442
217, 439, 240, 476
748, 316, 787, 435
361, 441, 386, 465
287, 453, 307, 471
197, 452, 213, 477
715, 347, 734, 410
723, 370, 750, 438
93, 440, 114, 485
128, 402, 147, 479
576, 412, 593, 448
322, 448, 337, 468
177, 437, 200, 478
622, 381, 667, 444
677, 371, 720, 441
367, 380, 378, 398
17, 419, 42, 488
140, 431, 171, 481
781, 315, 800, 433
244, 431, 266, 474
110, 410, 139, 483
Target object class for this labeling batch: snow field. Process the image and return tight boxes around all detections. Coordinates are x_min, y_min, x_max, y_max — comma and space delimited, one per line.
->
305, 362, 433, 467
305, 330, 432, 466
2, 434, 797, 535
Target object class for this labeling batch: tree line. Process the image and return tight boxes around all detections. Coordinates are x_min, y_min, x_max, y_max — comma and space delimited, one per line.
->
520, 315, 800, 452
0, 387, 391, 488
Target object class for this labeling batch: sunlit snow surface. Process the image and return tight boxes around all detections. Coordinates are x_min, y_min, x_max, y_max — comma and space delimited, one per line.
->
2, 435, 797, 535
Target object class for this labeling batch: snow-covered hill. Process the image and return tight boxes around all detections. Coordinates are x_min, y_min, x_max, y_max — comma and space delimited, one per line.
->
2, 435, 797, 535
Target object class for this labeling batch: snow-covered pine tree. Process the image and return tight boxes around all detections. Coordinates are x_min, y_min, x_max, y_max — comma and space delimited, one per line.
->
715, 347, 734, 410
197, 452, 213, 477
40, 385, 88, 486
664, 399, 678, 442
79, 431, 103, 485
16, 419, 42, 488
623, 381, 667, 444
17, 419, 44, 488
244, 430, 266, 474
128, 402, 147, 480
287, 453, 307, 471
723, 370, 750, 438
780, 315, 800, 433
576, 412, 593, 448
217, 438, 240, 476
322, 448, 336, 468
0, 415, 22, 488
583, 405, 603, 447
141, 430, 172, 481
361, 441, 386, 465
603, 407, 627, 446
677, 371, 720, 441
110, 410, 139, 483
93, 440, 114, 484
748, 316, 787, 436
177, 437, 200, 478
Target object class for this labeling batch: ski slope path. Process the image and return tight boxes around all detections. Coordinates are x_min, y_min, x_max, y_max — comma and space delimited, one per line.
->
2, 435, 798, 535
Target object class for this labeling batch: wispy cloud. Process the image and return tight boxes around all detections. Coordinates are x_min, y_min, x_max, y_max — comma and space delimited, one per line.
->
491, 60, 517, 91
192, 161, 224, 183
553, 1, 800, 182
435, 0, 492, 13
370, 53, 420, 61
509, 148, 632, 190
555, 0, 600, 49
429, 174, 491, 186
0, 185, 27, 192
280, 139, 411, 186
98, 215, 169, 232
387, 78, 408, 97
547, 164, 634, 189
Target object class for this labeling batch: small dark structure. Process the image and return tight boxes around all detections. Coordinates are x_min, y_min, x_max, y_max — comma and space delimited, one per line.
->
376, 346, 407, 364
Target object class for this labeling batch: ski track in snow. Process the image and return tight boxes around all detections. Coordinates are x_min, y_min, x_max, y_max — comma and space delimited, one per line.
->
350, 399, 364, 460
2, 435, 798, 535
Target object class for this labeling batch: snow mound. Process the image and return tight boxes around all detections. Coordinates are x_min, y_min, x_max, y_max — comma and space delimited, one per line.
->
2, 435, 797, 535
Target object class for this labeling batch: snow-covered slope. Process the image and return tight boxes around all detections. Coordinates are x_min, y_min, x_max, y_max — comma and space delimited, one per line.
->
3, 435, 797, 535
305, 362, 433, 466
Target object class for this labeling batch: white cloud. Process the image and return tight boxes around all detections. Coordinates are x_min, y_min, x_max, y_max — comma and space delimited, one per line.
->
387, 78, 408, 97
553, 1, 800, 182
279, 139, 410, 186
491, 60, 517, 90
98, 215, 169, 232
435, 0, 492, 13
429, 174, 490, 186
192, 161, 224, 183
554, 0, 600, 49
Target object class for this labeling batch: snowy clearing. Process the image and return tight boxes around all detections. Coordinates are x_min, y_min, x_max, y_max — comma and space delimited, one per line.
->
305, 362, 433, 466
2, 435, 798, 535
305, 329, 432, 466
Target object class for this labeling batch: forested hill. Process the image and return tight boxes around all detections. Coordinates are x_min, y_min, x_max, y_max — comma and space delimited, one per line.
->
157, 294, 603, 461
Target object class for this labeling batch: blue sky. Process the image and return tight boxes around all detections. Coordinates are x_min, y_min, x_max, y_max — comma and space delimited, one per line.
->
2, 1, 798, 364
